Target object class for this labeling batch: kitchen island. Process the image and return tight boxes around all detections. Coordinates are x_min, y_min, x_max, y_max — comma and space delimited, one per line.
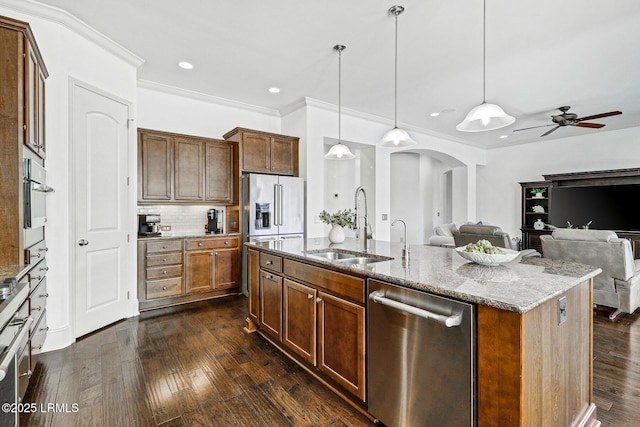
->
245, 237, 602, 427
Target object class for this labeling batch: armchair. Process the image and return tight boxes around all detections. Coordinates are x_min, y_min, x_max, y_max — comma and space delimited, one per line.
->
452, 224, 541, 257
541, 229, 640, 319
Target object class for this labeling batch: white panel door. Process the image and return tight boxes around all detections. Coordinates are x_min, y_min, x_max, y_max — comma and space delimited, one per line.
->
72, 82, 131, 338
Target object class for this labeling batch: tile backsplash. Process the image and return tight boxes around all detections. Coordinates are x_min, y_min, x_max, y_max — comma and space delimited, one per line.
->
137, 205, 225, 233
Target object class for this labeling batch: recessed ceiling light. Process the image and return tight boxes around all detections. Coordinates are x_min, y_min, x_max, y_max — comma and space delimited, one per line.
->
429, 112, 440, 117
178, 61, 194, 70
268, 87, 281, 94
499, 135, 509, 139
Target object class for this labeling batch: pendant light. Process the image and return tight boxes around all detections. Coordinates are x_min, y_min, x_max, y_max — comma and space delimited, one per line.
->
456, 0, 515, 132
380, 5, 416, 148
325, 45, 356, 160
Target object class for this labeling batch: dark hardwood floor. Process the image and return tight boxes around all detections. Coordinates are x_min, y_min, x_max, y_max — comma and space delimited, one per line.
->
20, 297, 640, 427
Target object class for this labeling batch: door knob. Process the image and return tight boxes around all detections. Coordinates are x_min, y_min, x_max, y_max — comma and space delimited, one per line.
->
78, 239, 89, 246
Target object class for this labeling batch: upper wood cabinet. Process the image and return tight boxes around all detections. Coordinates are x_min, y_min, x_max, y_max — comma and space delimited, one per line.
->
138, 129, 237, 204
223, 127, 299, 176
0, 16, 48, 266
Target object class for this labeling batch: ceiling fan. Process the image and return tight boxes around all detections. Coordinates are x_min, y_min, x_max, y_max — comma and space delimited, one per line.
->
513, 106, 622, 137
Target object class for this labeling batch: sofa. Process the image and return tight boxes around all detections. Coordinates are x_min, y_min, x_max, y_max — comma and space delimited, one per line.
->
427, 223, 458, 247
541, 228, 640, 318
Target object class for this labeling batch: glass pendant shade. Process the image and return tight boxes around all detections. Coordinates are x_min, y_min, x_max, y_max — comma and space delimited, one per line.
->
456, 102, 516, 132
324, 142, 355, 159
379, 126, 416, 147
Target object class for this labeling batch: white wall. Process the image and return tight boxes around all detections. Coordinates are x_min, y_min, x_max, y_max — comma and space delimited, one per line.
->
477, 127, 640, 238
0, 2, 140, 351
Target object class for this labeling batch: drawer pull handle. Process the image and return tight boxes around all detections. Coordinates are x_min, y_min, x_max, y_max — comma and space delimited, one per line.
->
32, 306, 42, 311
39, 293, 49, 298
32, 275, 42, 281
31, 253, 41, 259
39, 326, 49, 332
162, 271, 167, 275
162, 286, 167, 291
40, 266, 49, 272
265, 260, 272, 265
224, 241, 229, 245
162, 245, 167, 249
19, 370, 32, 378
39, 247, 48, 252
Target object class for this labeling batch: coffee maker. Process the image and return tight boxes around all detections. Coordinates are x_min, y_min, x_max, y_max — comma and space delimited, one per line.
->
138, 214, 161, 236
207, 209, 224, 234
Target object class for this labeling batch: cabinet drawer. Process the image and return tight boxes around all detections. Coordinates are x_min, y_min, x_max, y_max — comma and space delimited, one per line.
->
30, 279, 48, 326
147, 265, 183, 280
146, 239, 183, 253
283, 259, 365, 304
31, 311, 48, 368
260, 253, 282, 273
146, 278, 183, 300
29, 258, 48, 292
147, 252, 183, 267
24, 239, 48, 269
185, 237, 239, 250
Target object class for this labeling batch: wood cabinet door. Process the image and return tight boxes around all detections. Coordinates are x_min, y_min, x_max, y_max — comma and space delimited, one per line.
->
270, 136, 295, 175
185, 250, 214, 294
317, 291, 366, 401
205, 140, 233, 202
139, 132, 172, 200
174, 137, 203, 201
213, 249, 238, 290
283, 279, 317, 365
247, 249, 260, 324
241, 132, 271, 172
260, 270, 282, 341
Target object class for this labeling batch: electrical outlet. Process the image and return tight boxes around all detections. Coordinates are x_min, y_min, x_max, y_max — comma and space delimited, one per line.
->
382, 214, 388, 221
558, 296, 567, 325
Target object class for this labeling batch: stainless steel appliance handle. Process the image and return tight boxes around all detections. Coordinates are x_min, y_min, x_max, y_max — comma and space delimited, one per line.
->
369, 291, 462, 327
33, 183, 55, 193
0, 317, 34, 381
278, 184, 282, 226
273, 184, 279, 226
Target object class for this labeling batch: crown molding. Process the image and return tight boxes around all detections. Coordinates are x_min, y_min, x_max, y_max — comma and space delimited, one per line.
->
0, 0, 144, 68
138, 79, 281, 117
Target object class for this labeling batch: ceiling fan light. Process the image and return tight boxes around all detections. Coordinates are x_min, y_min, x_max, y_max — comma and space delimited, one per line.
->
456, 102, 516, 132
324, 143, 355, 160
380, 127, 416, 147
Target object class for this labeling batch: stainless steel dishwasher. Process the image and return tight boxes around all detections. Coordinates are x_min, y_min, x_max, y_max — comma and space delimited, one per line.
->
367, 280, 475, 427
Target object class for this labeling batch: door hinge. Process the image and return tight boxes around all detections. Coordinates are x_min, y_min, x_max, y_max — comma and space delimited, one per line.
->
127, 291, 130, 300
127, 177, 130, 186
127, 118, 135, 129
127, 234, 130, 242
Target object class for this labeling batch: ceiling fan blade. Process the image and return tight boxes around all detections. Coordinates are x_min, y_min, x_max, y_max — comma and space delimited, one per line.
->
574, 122, 605, 129
576, 111, 622, 122
540, 126, 560, 137
512, 124, 555, 132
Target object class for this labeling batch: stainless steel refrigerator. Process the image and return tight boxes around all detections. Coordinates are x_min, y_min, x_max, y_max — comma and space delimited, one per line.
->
241, 173, 305, 294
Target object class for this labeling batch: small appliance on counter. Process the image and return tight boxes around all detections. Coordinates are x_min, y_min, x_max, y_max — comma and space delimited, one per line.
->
207, 209, 224, 234
138, 214, 161, 237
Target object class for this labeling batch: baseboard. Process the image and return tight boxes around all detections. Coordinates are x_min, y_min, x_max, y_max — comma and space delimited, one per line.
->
41, 324, 73, 353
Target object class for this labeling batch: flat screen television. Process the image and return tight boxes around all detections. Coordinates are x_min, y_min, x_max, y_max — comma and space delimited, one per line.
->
550, 184, 640, 231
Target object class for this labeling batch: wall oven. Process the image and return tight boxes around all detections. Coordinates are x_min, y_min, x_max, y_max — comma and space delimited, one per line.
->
23, 159, 53, 229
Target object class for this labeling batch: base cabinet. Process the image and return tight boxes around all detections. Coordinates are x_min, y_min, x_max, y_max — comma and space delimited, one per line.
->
249, 251, 366, 404
138, 236, 240, 311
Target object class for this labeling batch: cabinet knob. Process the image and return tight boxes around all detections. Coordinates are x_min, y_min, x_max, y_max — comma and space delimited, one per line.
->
162, 245, 167, 249
39, 247, 48, 252
214, 252, 218, 256
162, 271, 167, 275
316, 297, 323, 303
265, 260, 272, 265
39, 326, 49, 332
224, 241, 229, 245
307, 294, 313, 300
163, 258, 167, 262
31, 253, 41, 259
39, 293, 49, 298
40, 266, 49, 272
162, 286, 167, 291
198, 242, 203, 247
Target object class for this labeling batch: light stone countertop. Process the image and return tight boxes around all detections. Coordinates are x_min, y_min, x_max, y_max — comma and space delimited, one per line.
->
246, 237, 602, 314
138, 232, 241, 240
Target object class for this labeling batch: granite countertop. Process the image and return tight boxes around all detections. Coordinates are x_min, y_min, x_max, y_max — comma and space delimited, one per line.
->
246, 237, 602, 314
138, 232, 241, 240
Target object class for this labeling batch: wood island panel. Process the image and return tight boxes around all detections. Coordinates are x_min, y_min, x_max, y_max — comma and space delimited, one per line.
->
283, 259, 365, 304
477, 278, 597, 426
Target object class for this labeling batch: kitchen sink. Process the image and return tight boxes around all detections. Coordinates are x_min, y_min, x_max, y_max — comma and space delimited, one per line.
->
306, 250, 393, 264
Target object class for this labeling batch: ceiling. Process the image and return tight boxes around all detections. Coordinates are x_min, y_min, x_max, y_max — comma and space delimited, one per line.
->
35, 0, 640, 149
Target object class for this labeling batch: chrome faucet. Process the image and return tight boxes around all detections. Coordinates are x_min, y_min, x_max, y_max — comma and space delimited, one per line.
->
392, 219, 410, 261
354, 186, 373, 251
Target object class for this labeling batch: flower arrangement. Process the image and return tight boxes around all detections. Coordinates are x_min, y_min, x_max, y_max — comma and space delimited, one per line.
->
319, 209, 356, 229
